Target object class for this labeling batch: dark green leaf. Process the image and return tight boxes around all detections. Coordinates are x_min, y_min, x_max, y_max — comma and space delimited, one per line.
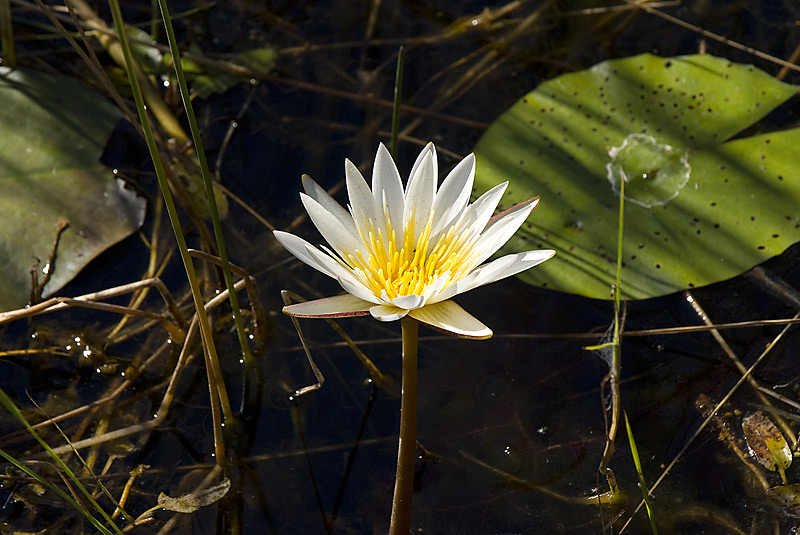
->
0, 67, 145, 311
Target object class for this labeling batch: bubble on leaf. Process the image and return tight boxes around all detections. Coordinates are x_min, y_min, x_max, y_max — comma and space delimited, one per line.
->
606, 134, 691, 208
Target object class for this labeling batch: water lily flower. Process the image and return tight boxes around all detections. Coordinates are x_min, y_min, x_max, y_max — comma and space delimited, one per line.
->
274, 143, 555, 339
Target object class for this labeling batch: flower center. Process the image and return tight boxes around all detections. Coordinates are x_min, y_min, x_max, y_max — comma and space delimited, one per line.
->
344, 211, 475, 301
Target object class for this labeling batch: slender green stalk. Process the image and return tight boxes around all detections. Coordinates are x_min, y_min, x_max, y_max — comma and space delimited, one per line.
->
0, 0, 15, 67
613, 169, 625, 353
149, 0, 159, 42
155, 0, 253, 366
0, 388, 122, 535
389, 317, 419, 535
29, 398, 133, 522
624, 412, 658, 534
609, 162, 626, 438
597, 172, 626, 471
104, 0, 233, 450
390, 46, 404, 158
0, 446, 114, 535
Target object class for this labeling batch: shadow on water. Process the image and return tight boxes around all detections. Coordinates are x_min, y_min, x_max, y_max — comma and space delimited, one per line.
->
3, 1, 800, 533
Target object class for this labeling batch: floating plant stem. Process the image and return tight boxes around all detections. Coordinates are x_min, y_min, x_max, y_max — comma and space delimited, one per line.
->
389, 317, 419, 535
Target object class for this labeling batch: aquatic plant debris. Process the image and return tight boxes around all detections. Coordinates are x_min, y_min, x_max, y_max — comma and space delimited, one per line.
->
156, 478, 231, 514
0, 67, 145, 311
742, 412, 791, 481
474, 53, 800, 299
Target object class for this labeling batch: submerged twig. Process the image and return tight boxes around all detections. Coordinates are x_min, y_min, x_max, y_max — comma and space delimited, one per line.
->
281, 290, 396, 397
623, 0, 800, 73
619, 309, 800, 533
685, 291, 796, 445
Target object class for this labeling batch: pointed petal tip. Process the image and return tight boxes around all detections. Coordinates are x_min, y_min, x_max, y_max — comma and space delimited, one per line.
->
300, 173, 317, 192
530, 249, 556, 260
488, 195, 540, 226
439, 323, 493, 340
418, 319, 493, 340
344, 158, 361, 176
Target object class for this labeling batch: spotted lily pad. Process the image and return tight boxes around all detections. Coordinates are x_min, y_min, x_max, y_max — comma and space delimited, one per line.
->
0, 67, 146, 311
473, 54, 800, 299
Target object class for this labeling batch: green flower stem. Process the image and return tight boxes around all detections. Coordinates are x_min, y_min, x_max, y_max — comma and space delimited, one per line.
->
389, 317, 419, 535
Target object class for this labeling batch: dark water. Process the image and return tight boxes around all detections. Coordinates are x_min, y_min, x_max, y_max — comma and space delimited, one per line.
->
3, 1, 800, 533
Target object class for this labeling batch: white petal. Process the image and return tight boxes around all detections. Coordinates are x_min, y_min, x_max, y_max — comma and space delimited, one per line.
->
460, 182, 508, 237
274, 231, 339, 279
456, 250, 556, 294
370, 304, 409, 321
300, 193, 363, 256
470, 197, 539, 267
391, 294, 425, 310
443, 182, 508, 250
283, 294, 371, 318
409, 300, 492, 339
302, 242, 365, 285
486, 196, 540, 230
274, 233, 374, 304
425, 271, 480, 304
456, 182, 508, 245
337, 275, 383, 305
301, 175, 356, 236
372, 144, 405, 237
430, 153, 474, 240
420, 272, 452, 302
409, 142, 437, 191
345, 159, 383, 238
404, 146, 436, 243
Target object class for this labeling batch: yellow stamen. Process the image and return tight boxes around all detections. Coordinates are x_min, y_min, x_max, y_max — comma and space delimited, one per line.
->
339, 207, 473, 301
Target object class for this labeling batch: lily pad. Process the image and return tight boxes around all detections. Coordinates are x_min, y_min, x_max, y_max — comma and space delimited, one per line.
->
0, 67, 146, 311
473, 54, 800, 299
